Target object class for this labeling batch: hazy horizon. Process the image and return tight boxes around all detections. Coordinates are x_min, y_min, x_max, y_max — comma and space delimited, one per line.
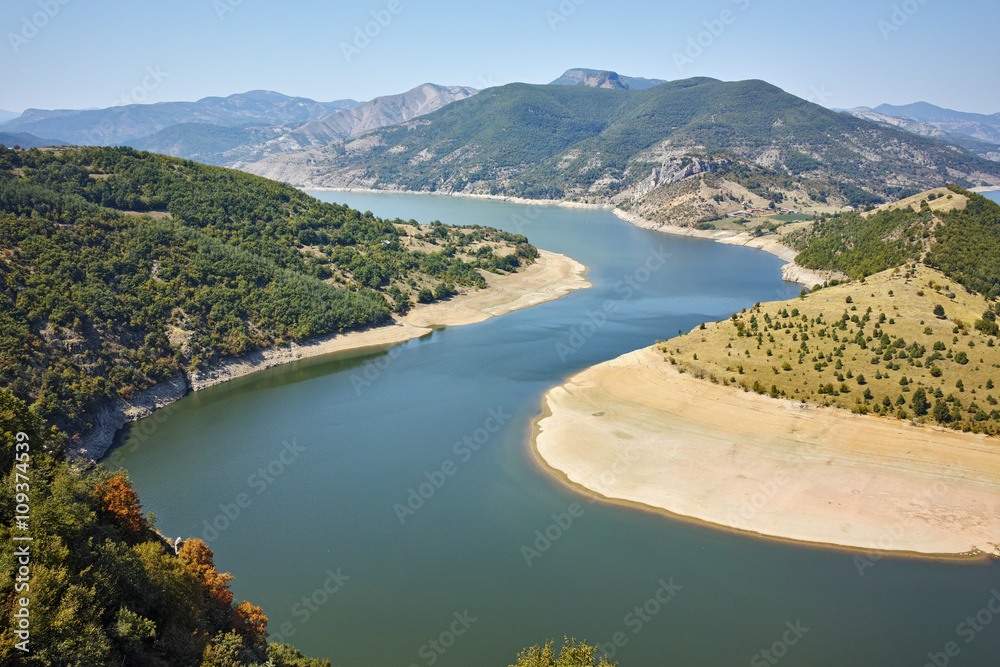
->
2, 0, 998, 115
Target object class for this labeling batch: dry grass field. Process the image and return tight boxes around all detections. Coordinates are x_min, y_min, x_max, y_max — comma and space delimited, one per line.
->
663, 264, 1000, 434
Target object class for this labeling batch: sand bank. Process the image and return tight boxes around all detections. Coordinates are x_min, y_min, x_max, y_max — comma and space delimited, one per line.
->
76, 250, 588, 462
533, 346, 1000, 558
304, 186, 614, 211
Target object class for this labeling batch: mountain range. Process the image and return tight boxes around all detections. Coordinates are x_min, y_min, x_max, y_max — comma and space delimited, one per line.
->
3, 71, 999, 213
0, 90, 359, 146
241, 77, 1000, 207
841, 102, 1000, 161
0, 84, 478, 167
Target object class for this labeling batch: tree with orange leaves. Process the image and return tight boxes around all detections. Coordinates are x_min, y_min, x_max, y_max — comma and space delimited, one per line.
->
94, 473, 148, 541
178, 538, 235, 609
234, 600, 269, 647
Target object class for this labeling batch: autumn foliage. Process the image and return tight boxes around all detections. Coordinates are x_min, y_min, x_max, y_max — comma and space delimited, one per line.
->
93, 473, 148, 540
178, 538, 236, 609
234, 600, 269, 646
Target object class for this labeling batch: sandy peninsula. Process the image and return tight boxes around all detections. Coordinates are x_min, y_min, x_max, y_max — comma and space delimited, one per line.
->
533, 346, 1000, 558
77, 250, 589, 461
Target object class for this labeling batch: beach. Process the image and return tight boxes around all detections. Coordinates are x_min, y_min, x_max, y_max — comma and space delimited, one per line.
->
533, 346, 1000, 558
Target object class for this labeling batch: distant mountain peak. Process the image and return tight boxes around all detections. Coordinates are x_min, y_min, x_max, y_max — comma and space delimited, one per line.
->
550, 68, 667, 90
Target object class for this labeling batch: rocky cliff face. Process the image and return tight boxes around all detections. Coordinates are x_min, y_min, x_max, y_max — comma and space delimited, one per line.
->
549, 68, 667, 90
630, 157, 733, 201
233, 83, 478, 166
842, 107, 948, 139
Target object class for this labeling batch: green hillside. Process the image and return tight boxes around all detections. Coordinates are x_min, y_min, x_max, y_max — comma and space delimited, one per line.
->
788, 185, 1000, 298
252, 79, 1000, 202
0, 146, 536, 438
666, 186, 1000, 434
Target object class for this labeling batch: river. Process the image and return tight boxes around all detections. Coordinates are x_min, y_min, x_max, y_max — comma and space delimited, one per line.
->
111, 192, 999, 666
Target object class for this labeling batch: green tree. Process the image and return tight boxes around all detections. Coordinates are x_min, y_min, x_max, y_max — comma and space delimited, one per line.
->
932, 400, 951, 422
910, 388, 929, 417
510, 638, 616, 667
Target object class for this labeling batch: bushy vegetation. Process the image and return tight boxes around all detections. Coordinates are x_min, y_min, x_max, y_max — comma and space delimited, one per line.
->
789, 186, 1000, 299
788, 207, 928, 279
925, 186, 1000, 298
508, 637, 616, 667
0, 390, 330, 666
666, 265, 1000, 434
0, 146, 535, 437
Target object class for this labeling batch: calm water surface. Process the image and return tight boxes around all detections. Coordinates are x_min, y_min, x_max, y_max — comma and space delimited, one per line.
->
112, 192, 999, 666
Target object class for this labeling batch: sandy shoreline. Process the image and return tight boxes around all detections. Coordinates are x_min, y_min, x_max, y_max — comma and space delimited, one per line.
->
75, 250, 589, 461
611, 209, 838, 288
533, 347, 1000, 558
302, 185, 616, 211
315, 186, 832, 288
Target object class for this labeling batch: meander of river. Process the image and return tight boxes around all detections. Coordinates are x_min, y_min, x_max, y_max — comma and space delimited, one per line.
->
112, 191, 1000, 667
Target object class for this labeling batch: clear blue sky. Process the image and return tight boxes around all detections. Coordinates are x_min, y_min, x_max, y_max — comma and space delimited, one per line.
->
1, 0, 997, 114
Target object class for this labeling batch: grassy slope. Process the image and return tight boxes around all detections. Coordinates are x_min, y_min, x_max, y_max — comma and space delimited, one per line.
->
664, 264, 1000, 434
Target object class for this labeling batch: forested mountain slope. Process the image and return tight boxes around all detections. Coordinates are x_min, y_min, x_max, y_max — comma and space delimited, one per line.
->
242, 78, 1000, 202
0, 146, 535, 440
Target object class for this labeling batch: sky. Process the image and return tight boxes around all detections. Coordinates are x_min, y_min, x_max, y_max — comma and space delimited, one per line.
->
1, 0, 998, 115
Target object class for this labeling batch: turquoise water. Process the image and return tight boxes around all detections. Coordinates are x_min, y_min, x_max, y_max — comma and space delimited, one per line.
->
112, 192, 999, 666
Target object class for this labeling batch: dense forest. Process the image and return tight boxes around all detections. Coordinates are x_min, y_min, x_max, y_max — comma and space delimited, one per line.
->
788, 185, 1000, 299
0, 146, 536, 439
